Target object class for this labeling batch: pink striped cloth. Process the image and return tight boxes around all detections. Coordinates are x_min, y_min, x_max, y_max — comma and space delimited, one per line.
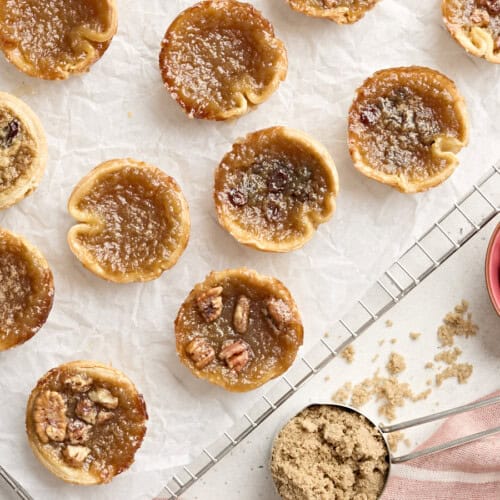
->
382, 391, 500, 500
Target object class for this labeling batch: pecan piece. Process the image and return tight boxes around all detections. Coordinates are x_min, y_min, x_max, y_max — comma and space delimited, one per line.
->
233, 295, 250, 334
88, 388, 119, 410
264, 298, 292, 333
64, 373, 93, 393
219, 340, 251, 372
63, 445, 91, 467
67, 419, 92, 445
0, 119, 19, 148
96, 410, 114, 425
75, 398, 97, 424
470, 8, 490, 26
196, 286, 223, 322
33, 391, 68, 443
186, 337, 215, 369
478, 0, 500, 15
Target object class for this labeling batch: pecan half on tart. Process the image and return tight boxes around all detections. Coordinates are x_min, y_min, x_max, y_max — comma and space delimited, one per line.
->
214, 127, 339, 252
68, 159, 190, 283
175, 268, 304, 392
0, 0, 118, 79
443, 0, 500, 63
0, 92, 47, 210
0, 227, 54, 351
159, 0, 288, 120
26, 361, 148, 485
286, 0, 381, 24
348, 66, 469, 193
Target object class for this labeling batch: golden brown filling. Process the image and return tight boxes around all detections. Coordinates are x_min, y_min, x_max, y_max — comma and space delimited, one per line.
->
447, 0, 500, 43
160, 1, 285, 118
216, 139, 330, 243
176, 271, 303, 391
0, 233, 52, 348
0, 108, 35, 191
74, 166, 185, 275
30, 368, 146, 482
350, 72, 462, 180
0, 0, 109, 77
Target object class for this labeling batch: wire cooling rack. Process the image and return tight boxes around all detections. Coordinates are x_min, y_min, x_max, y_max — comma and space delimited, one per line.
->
158, 163, 500, 500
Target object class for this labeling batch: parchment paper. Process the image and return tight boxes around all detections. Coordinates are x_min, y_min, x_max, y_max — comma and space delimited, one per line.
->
0, 1, 499, 499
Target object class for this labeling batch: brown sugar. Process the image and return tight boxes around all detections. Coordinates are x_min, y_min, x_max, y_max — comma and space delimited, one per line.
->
387, 431, 406, 453
409, 332, 421, 340
385, 319, 393, 327
437, 300, 478, 347
434, 347, 462, 365
424, 362, 434, 369
271, 405, 389, 500
332, 382, 352, 405
340, 345, 355, 364
436, 363, 473, 387
386, 352, 406, 375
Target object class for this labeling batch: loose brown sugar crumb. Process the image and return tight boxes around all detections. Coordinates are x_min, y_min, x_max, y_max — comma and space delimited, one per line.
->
324, 375, 330, 382
386, 352, 406, 375
378, 339, 385, 346
340, 345, 355, 364
387, 431, 406, 453
271, 405, 389, 500
323, 332, 330, 338
332, 382, 352, 405
385, 320, 393, 327
404, 438, 412, 448
436, 363, 473, 387
426, 379, 433, 386
437, 300, 478, 347
434, 347, 462, 365
412, 388, 432, 402
425, 362, 434, 369
410, 332, 421, 340
372, 354, 379, 363
390, 338, 397, 344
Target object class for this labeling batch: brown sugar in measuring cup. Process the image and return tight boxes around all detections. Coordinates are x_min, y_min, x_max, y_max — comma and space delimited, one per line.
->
271, 397, 500, 499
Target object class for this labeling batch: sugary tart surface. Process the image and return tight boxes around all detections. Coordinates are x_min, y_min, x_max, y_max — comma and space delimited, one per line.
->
443, 0, 500, 63
214, 127, 338, 252
175, 268, 304, 392
0, 228, 54, 351
348, 66, 469, 193
0, 92, 47, 209
286, 0, 381, 24
159, 0, 288, 120
68, 159, 190, 283
0, 0, 117, 79
26, 361, 147, 485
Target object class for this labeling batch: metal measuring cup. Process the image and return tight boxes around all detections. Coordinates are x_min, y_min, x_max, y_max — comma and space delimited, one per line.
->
272, 395, 500, 499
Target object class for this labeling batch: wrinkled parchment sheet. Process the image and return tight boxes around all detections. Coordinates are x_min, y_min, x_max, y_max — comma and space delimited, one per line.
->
0, 1, 499, 498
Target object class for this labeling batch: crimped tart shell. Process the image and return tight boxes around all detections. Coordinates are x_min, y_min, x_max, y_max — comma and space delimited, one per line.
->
348, 66, 469, 193
442, 0, 500, 63
286, 0, 381, 24
26, 361, 148, 485
68, 159, 190, 283
214, 127, 339, 252
175, 268, 304, 392
0, 92, 47, 209
0, 0, 118, 79
159, 0, 288, 120
0, 227, 54, 351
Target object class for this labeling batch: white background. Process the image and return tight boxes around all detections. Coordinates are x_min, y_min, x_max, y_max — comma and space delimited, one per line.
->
0, 0, 499, 499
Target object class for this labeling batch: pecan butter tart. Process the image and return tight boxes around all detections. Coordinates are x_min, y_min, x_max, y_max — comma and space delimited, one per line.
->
175, 268, 304, 392
0, 0, 118, 79
443, 0, 500, 63
0, 92, 47, 210
0, 227, 54, 351
214, 127, 339, 252
348, 66, 469, 193
68, 159, 190, 283
26, 361, 148, 485
286, 0, 381, 24
159, 0, 288, 120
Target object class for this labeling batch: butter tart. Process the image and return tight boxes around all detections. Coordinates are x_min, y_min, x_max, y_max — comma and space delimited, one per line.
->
175, 268, 304, 392
214, 127, 338, 252
159, 0, 288, 120
348, 66, 469, 193
443, 0, 500, 63
26, 361, 148, 485
68, 159, 190, 283
0, 92, 47, 210
0, 228, 54, 351
0, 0, 118, 80
286, 0, 381, 23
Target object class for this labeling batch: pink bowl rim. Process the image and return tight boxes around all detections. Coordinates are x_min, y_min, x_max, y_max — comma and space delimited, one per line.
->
485, 223, 500, 316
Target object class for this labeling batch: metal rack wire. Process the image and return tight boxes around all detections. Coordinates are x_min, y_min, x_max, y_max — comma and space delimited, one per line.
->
158, 163, 500, 500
